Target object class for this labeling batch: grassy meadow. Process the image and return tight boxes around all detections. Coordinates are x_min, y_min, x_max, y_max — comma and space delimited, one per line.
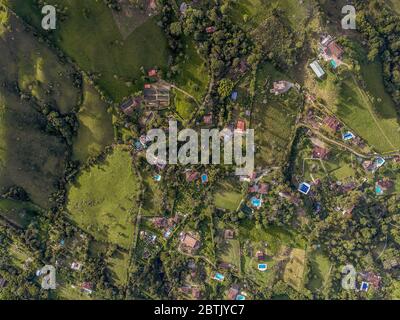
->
67, 147, 139, 249
73, 79, 114, 163
252, 63, 301, 167
214, 179, 243, 212
8, 0, 170, 102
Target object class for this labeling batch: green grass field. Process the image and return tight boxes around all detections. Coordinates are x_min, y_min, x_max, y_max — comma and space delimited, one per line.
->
141, 173, 165, 216
174, 91, 196, 121
107, 249, 130, 286
309, 54, 400, 153
0, 199, 38, 228
0, 7, 80, 113
387, 0, 400, 15
9, 242, 31, 270
337, 75, 400, 153
0, 90, 67, 208
239, 222, 306, 289
214, 179, 243, 212
252, 63, 301, 167
228, 0, 311, 31
8, 0, 169, 101
307, 249, 331, 293
67, 147, 139, 249
73, 79, 114, 163
0, 6, 81, 208
296, 142, 358, 182
219, 239, 241, 269
173, 39, 207, 121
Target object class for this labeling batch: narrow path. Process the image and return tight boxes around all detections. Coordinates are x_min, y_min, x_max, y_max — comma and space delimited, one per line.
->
298, 123, 371, 158
170, 84, 200, 107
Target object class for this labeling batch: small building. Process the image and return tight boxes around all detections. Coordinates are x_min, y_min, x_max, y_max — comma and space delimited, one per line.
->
179, 2, 188, 15
235, 120, 246, 133
148, 69, 157, 77
180, 233, 200, 253
231, 91, 238, 101
310, 60, 325, 78
179, 286, 191, 294
362, 160, 374, 172
206, 26, 216, 33
361, 272, 381, 289
219, 262, 232, 270
325, 41, 344, 62
224, 229, 235, 240
203, 113, 213, 125
324, 116, 341, 132
239, 60, 249, 73
256, 250, 265, 261
313, 146, 329, 160
270, 81, 294, 95
71, 261, 82, 271
81, 282, 93, 295
120, 97, 141, 115
192, 287, 201, 299
227, 287, 239, 300
186, 170, 199, 182
0, 278, 7, 288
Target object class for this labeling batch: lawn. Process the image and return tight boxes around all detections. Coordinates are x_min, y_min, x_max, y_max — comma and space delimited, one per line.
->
307, 249, 331, 293
0, 7, 79, 208
296, 143, 358, 182
238, 222, 306, 289
239, 221, 306, 254
141, 173, 166, 217
174, 39, 208, 101
174, 90, 196, 121
55, 283, 92, 300
228, 0, 311, 31
283, 248, 306, 292
0, 90, 67, 208
0, 199, 39, 228
73, 78, 114, 163
219, 239, 241, 270
0, 6, 80, 114
388, 0, 400, 15
172, 39, 207, 122
309, 54, 400, 153
214, 179, 243, 212
9, 243, 31, 270
8, 0, 170, 101
67, 147, 139, 249
337, 76, 400, 153
107, 249, 130, 286
252, 62, 301, 167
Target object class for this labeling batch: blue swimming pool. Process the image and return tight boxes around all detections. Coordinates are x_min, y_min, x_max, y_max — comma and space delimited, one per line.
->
258, 264, 267, 271
214, 273, 224, 281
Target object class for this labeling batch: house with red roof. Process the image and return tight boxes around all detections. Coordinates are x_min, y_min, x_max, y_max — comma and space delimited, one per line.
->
148, 69, 157, 77
235, 120, 246, 133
